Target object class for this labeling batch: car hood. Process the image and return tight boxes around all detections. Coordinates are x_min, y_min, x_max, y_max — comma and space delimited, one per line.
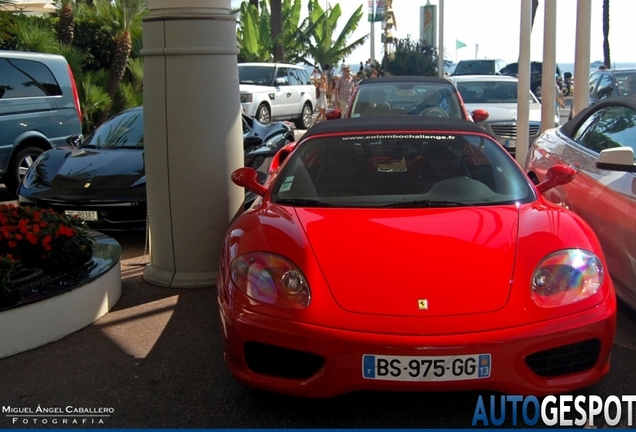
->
240, 84, 274, 93
465, 103, 542, 123
296, 206, 519, 317
36, 147, 145, 190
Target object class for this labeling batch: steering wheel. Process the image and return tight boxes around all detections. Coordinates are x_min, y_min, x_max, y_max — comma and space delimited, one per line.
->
419, 107, 449, 117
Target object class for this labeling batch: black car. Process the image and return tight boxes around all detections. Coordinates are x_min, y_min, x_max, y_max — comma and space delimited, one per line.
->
17, 107, 295, 230
588, 68, 636, 105
499, 61, 563, 99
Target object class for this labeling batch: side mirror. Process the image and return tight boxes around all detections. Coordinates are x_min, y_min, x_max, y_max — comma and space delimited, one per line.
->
595, 147, 636, 172
471, 109, 489, 123
269, 142, 297, 172
66, 135, 83, 148
536, 164, 577, 193
326, 109, 342, 120
232, 167, 267, 197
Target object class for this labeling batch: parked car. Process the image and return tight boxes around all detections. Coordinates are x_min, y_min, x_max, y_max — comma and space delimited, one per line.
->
448, 74, 559, 157
219, 115, 615, 398
587, 68, 636, 105
0, 50, 83, 195
238, 62, 316, 129
526, 95, 636, 311
499, 61, 563, 99
325, 76, 486, 122
451, 59, 507, 76
18, 107, 295, 230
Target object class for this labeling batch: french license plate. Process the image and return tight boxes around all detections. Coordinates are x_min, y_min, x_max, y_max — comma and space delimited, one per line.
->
505, 139, 516, 148
362, 353, 491, 382
65, 210, 98, 222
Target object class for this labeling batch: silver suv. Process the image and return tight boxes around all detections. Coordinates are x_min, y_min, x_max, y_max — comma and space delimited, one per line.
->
0, 50, 82, 194
239, 62, 316, 129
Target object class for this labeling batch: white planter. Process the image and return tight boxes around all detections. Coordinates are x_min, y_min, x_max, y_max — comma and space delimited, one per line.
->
0, 233, 122, 359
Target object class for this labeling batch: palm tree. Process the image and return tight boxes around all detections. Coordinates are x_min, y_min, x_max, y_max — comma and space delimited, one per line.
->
270, 0, 283, 61
57, 0, 75, 46
236, 1, 275, 62
80, 0, 147, 125
602, 0, 611, 68
303, 0, 367, 69
12, 19, 60, 53
236, 0, 305, 63
531, 0, 539, 29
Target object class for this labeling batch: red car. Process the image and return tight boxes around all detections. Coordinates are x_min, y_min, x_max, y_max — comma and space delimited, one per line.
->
218, 116, 616, 398
326, 76, 488, 122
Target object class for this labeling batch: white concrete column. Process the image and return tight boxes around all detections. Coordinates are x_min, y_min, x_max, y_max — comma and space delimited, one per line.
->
572, 0, 591, 118
141, 0, 244, 288
540, 0, 557, 133
516, 0, 532, 165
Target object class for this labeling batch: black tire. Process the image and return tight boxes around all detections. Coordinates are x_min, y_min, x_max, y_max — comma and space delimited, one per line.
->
5, 146, 45, 195
294, 103, 313, 129
256, 104, 271, 123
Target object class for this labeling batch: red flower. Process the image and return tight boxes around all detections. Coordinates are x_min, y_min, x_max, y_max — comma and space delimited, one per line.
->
26, 232, 39, 245
56, 226, 75, 238
42, 235, 53, 251
18, 218, 29, 234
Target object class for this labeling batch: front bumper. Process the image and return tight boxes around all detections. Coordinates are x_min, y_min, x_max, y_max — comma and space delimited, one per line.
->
218, 296, 615, 398
19, 198, 147, 231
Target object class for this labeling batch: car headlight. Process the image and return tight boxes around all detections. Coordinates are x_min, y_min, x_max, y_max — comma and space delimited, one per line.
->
230, 252, 310, 309
21, 157, 45, 189
240, 94, 253, 103
531, 249, 604, 307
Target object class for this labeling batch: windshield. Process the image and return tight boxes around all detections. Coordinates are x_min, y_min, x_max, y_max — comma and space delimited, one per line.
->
271, 132, 535, 208
456, 81, 537, 104
349, 82, 465, 119
238, 66, 275, 85
454, 61, 496, 75
82, 110, 143, 149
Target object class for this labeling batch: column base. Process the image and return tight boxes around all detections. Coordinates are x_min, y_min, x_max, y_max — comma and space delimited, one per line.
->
143, 264, 217, 288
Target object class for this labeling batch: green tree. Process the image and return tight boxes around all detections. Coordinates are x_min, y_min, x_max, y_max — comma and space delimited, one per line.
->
385, 36, 437, 77
12, 18, 59, 53
236, 0, 275, 62
79, 0, 147, 125
302, 0, 367, 68
78, 69, 111, 133
237, 0, 304, 63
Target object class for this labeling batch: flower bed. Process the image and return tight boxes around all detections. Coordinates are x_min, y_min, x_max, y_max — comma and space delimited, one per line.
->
0, 204, 122, 358
1, 204, 93, 305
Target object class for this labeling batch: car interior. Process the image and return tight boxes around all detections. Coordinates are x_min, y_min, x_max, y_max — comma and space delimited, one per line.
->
272, 135, 532, 207
349, 84, 463, 119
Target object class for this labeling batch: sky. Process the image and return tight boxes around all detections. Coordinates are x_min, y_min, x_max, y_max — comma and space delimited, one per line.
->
230, 0, 635, 68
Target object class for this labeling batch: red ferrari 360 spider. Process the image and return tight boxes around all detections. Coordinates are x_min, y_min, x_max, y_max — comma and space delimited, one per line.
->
217, 116, 616, 398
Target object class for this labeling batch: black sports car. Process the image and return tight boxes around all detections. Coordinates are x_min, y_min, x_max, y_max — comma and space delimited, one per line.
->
17, 107, 295, 230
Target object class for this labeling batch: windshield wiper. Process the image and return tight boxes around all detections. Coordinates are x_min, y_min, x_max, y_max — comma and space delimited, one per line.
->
379, 199, 468, 208
274, 198, 336, 207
